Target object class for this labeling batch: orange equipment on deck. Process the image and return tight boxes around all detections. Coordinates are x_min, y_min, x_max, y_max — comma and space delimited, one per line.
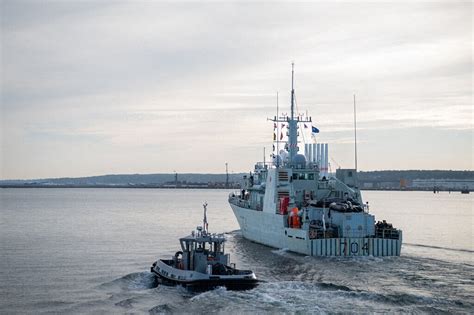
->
288, 207, 301, 228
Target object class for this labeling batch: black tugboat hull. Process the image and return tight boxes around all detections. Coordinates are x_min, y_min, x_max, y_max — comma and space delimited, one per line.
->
185, 278, 259, 291
151, 270, 259, 291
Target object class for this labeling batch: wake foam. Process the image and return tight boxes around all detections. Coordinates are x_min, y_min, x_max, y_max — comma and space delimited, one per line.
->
405, 243, 473, 253
271, 248, 290, 256
100, 272, 158, 290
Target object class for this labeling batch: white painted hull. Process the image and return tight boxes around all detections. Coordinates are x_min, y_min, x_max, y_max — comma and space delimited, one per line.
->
230, 204, 402, 256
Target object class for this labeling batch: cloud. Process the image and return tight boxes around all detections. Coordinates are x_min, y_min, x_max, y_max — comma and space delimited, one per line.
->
1, 1, 472, 178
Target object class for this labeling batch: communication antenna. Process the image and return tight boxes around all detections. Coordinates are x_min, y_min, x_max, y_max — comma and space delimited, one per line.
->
225, 162, 229, 188
263, 147, 266, 165
203, 202, 208, 233
353, 94, 358, 171
291, 62, 295, 120
276, 91, 279, 167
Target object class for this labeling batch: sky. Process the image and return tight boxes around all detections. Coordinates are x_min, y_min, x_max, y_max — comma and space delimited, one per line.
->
1, 1, 472, 179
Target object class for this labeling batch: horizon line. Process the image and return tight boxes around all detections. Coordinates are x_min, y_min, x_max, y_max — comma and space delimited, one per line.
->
1, 169, 473, 182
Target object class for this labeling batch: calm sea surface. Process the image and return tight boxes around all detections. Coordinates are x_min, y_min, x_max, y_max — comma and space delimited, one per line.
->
0, 188, 472, 314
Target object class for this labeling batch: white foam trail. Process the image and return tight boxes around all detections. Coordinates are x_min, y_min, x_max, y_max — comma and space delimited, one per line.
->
271, 248, 290, 255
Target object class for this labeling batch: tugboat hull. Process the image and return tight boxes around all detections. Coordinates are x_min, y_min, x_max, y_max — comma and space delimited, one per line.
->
231, 204, 402, 257
151, 260, 258, 291
153, 271, 259, 291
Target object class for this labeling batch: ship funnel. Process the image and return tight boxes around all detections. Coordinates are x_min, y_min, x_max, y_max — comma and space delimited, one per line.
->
324, 143, 329, 176
312, 144, 317, 163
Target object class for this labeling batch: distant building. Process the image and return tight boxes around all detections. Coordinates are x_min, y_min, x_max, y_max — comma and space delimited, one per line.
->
363, 182, 374, 189
412, 179, 474, 191
359, 180, 400, 189
379, 181, 400, 189
399, 178, 407, 189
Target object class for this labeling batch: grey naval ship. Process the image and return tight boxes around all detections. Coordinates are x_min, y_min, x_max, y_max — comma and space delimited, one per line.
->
151, 203, 259, 291
229, 65, 402, 257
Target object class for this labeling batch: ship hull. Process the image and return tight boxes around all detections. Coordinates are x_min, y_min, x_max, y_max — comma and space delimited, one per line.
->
230, 204, 402, 257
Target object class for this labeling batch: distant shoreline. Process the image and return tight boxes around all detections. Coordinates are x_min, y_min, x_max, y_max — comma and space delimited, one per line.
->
0, 185, 470, 192
0, 185, 232, 189
1, 170, 472, 192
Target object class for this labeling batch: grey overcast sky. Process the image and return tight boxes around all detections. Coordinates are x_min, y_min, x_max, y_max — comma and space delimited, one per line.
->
1, 1, 472, 179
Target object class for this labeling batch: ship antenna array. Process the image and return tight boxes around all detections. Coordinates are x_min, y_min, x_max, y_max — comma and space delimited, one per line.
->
267, 63, 312, 167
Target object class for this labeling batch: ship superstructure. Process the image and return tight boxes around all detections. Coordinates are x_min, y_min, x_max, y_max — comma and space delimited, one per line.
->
228, 64, 402, 256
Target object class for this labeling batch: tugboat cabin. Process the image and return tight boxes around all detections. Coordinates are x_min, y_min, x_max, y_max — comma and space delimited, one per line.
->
177, 227, 231, 274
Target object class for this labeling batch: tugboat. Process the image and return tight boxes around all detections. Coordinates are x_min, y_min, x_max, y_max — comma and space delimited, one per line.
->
228, 64, 403, 257
151, 203, 259, 291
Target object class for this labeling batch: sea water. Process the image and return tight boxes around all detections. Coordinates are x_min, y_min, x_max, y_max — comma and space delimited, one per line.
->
0, 189, 472, 313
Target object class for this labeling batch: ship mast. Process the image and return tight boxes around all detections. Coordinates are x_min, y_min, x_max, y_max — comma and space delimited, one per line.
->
291, 63, 295, 120
268, 63, 311, 168
288, 63, 298, 161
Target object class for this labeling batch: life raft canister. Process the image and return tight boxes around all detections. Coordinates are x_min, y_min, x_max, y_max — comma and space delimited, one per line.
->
280, 196, 290, 215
